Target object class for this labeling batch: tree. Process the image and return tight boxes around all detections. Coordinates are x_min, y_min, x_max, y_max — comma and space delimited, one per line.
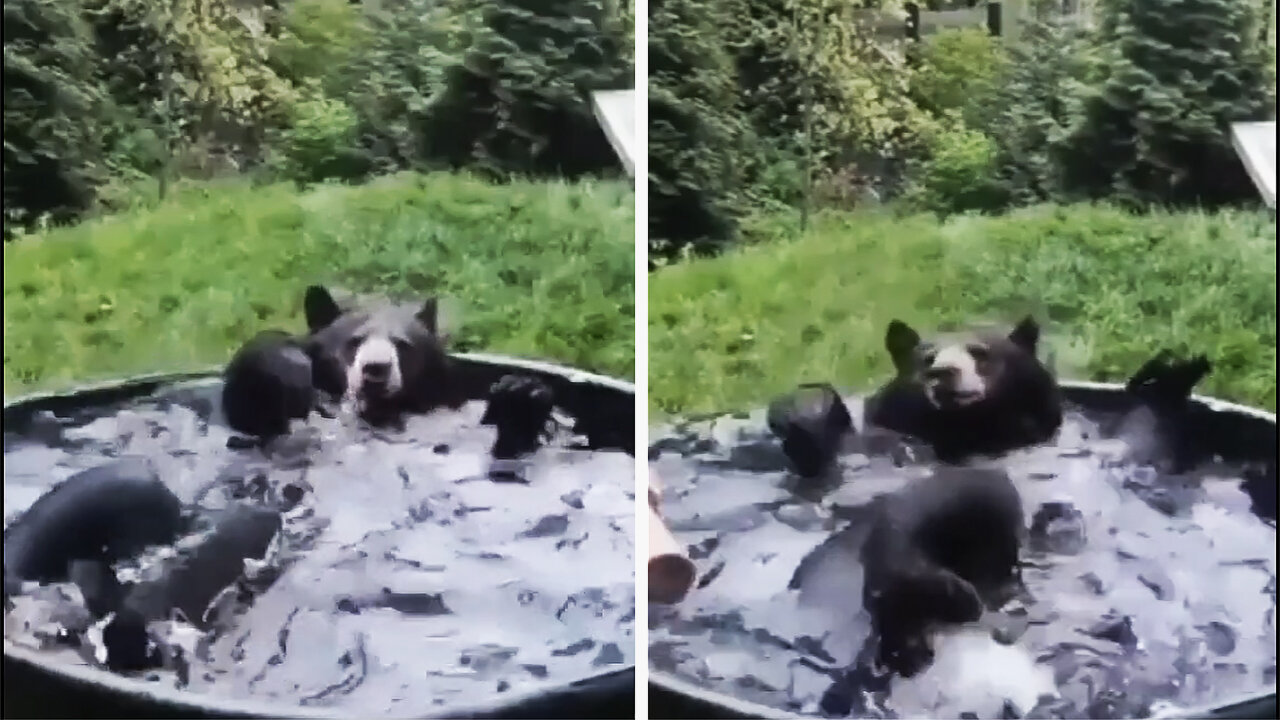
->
985, 18, 1093, 206
93, 0, 296, 183
648, 0, 747, 257
426, 0, 631, 178
727, 0, 931, 212
1057, 0, 1275, 207
4, 0, 110, 232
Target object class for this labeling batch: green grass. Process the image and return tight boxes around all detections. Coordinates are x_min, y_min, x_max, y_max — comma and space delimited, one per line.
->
4, 172, 635, 398
649, 204, 1277, 417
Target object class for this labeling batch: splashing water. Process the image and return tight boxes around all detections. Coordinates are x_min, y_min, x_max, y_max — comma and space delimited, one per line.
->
648, 396, 1276, 719
4, 380, 635, 714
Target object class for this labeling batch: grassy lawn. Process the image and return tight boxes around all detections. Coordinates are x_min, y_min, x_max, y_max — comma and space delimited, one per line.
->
4, 172, 635, 398
649, 204, 1276, 418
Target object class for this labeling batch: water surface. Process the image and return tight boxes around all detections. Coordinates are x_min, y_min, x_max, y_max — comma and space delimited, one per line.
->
648, 396, 1276, 719
5, 380, 635, 715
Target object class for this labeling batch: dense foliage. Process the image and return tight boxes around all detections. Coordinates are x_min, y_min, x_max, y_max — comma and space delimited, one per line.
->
4, 0, 109, 228
648, 0, 746, 258
648, 0, 1277, 255
3, 0, 633, 233
1057, 0, 1274, 206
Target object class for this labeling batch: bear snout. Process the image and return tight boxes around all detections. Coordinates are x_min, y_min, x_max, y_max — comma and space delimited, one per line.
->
924, 365, 959, 386
347, 336, 404, 399
362, 361, 392, 384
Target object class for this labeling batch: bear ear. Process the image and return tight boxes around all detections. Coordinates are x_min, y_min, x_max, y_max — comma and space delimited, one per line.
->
1176, 354, 1213, 395
1008, 316, 1041, 354
304, 285, 342, 334
885, 320, 921, 373
416, 297, 439, 335
1188, 354, 1212, 379
1125, 349, 1174, 393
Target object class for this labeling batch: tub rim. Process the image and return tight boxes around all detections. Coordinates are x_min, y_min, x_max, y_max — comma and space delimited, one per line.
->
3, 352, 637, 719
647, 378, 1278, 720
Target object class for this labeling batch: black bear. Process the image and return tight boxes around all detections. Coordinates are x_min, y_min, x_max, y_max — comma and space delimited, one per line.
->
99, 504, 282, 671
1109, 350, 1217, 516
480, 374, 556, 459
766, 382, 855, 478
221, 330, 321, 441
4, 458, 184, 595
864, 316, 1062, 462
860, 466, 1025, 678
303, 284, 464, 426
1119, 349, 1213, 471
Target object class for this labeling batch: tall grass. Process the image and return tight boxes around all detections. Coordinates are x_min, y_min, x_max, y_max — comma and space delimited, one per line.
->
4, 172, 635, 397
649, 204, 1276, 417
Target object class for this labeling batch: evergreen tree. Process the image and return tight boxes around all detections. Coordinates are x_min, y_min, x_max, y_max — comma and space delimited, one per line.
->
427, 0, 631, 179
1057, 0, 1274, 207
729, 0, 813, 145
4, 0, 109, 232
648, 0, 747, 257
986, 19, 1092, 206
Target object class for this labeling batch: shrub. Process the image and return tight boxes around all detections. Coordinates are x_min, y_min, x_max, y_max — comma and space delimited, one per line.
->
269, 86, 369, 184
93, 0, 297, 164
910, 27, 1009, 128
903, 114, 1007, 214
270, 0, 370, 94
425, 0, 631, 178
4, 0, 303, 231
4, 0, 111, 233
738, 0, 931, 201
741, 141, 809, 212
334, 0, 467, 174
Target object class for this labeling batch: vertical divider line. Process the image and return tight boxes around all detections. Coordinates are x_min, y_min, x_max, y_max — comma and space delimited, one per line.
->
632, 0, 652, 714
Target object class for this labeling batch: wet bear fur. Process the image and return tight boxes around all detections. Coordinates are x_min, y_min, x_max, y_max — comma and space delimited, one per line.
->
1118, 350, 1213, 473
860, 467, 1025, 678
864, 316, 1063, 463
221, 330, 324, 440
480, 374, 556, 459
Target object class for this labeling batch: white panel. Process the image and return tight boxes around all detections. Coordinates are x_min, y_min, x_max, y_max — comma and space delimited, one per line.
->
1230, 121, 1276, 209
591, 89, 637, 178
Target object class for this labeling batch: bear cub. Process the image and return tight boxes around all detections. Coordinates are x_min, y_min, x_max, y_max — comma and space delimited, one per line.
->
1118, 349, 1213, 472
222, 330, 323, 441
860, 466, 1025, 678
864, 316, 1062, 462
221, 285, 462, 439
303, 284, 463, 427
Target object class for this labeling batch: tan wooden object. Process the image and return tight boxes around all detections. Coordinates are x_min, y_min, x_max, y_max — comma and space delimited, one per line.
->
648, 468, 697, 604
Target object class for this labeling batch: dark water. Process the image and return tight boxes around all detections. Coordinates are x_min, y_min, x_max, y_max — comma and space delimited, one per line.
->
4, 380, 635, 715
648, 396, 1276, 719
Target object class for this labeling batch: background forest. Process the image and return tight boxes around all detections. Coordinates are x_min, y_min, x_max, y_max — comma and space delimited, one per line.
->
4, 0, 637, 393
648, 0, 1278, 416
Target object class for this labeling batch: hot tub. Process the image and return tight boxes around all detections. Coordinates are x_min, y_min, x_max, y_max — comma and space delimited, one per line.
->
4, 353, 637, 719
647, 381, 1277, 720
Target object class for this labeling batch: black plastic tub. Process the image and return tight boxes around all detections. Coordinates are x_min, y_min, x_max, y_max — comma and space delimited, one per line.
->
648, 380, 1277, 720
3, 353, 636, 720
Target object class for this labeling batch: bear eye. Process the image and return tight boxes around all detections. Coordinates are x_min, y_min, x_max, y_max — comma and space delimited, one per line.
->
344, 336, 364, 357
393, 338, 412, 356
968, 345, 991, 362
920, 349, 938, 366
